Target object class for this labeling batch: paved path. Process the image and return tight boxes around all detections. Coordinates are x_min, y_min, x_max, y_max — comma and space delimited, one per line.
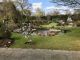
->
0, 48, 80, 60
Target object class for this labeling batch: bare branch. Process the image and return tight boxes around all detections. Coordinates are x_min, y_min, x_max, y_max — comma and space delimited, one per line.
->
51, 0, 80, 7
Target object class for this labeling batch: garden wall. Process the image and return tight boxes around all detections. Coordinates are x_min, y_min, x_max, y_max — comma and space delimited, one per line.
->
0, 48, 80, 60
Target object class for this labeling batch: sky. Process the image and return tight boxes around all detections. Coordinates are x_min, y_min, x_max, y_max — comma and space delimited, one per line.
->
0, 0, 74, 14
29, 0, 55, 10
28, 0, 69, 10
28, 0, 74, 14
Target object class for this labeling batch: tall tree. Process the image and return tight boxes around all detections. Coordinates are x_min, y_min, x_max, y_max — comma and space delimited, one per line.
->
14, 0, 31, 16
35, 8, 45, 17
0, 1, 21, 38
52, 10, 60, 15
1, 1, 22, 30
35, 8, 45, 25
74, 9, 80, 14
14, 0, 32, 24
51, 0, 80, 26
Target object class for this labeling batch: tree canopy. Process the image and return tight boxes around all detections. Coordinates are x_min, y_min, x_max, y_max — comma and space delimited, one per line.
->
51, 0, 80, 7
0, 2, 22, 30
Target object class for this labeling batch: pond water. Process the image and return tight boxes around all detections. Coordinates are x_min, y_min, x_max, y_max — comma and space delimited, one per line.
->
34, 29, 61, 36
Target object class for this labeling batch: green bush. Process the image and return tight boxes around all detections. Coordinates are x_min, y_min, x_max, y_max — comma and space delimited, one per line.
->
0, 25, 11, 39
0, 30, 11, 39
65, 27, 80, 37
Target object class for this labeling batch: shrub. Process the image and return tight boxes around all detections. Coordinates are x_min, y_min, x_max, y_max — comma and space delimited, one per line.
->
0, 25, 11, 39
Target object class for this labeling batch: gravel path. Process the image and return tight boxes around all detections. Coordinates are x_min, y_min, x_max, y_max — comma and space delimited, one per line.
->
0, 48, 80, 60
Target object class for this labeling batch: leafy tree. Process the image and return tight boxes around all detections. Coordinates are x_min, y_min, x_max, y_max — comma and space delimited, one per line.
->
14, 0, 32, 28
35, 8, 45, 17
2, 2, 22, 30
14, 0, 31, 18
52, 10, 60, 15
51, 0, 80, 26
34, 8, 45, 25
74, 9, 80, 14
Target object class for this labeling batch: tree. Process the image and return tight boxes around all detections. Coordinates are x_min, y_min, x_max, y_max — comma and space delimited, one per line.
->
51, 0, 80, 7
4, 2, 22, 30
72, 9, 80, 23
51, 0, 80, 26
51, 0, 80, 19
74, 9, 80, 14
35, 8, 45, 17
0, 1, 22, 32
0, 1, 18, 38
14, 0, 31, 17
52, 9, 60, 15
34, 8, 45, 25
65, 10, 72, 16
14, 0, 32, 28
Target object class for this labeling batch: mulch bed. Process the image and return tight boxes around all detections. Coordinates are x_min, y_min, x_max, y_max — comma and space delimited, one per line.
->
0, 39, 14, 48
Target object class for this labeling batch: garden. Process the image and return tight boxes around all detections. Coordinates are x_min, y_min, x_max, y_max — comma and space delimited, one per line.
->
0, 0, 80, 51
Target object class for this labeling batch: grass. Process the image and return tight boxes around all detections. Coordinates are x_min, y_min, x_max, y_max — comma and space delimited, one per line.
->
11, 33, 27, 48
40, 22, 57, 28
10, 27, 80, 51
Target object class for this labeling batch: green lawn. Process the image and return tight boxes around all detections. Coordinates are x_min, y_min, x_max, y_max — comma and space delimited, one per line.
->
40, 22, 57, 28
10, 27, 80, 51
